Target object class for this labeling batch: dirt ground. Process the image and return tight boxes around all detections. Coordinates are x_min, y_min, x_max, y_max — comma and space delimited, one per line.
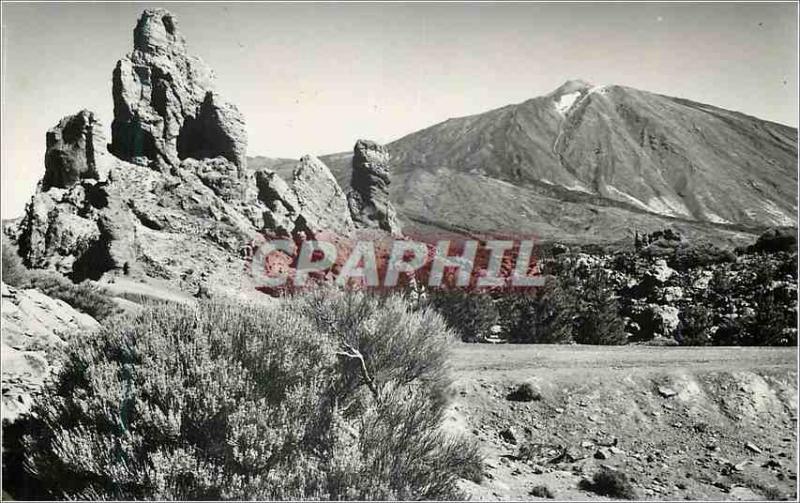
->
446, 344, 797, 501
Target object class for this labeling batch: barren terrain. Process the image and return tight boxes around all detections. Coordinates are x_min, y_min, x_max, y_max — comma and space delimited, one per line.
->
447, 344, 797, 500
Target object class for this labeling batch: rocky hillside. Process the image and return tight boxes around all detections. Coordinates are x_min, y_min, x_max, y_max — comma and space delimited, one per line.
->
279, 80, 797, 245
447, 344, 797, 500
1, 282, 99, 422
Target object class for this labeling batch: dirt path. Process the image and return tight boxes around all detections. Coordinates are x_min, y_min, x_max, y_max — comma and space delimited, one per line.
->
451, 344, 796, 374
447, 344, 797, 501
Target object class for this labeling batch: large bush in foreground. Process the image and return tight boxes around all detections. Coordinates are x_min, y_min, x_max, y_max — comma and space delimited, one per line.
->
19, 290, 481, 500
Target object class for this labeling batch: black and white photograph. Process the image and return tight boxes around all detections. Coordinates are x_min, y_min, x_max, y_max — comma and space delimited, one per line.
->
0, 1, 797, 500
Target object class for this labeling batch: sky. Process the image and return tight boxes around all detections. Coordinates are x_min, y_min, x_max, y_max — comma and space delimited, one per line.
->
1, 1, 798, 218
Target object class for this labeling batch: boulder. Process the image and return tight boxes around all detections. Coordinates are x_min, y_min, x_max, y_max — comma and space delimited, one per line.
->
110, 9, 246, 173
633, 304, 680, 340
257, 156, 354, 238
631, 259, 677, 299
347, 139, 402, 235
256, 168, 300, 236
294, 155, 354, 237
182, 156, 254, 203
177, 92, 248, 170
43, 110, 109, 189
17, 185, 100, 274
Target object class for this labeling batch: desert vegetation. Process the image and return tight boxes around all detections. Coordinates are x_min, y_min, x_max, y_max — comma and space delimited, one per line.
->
3, 243, 118, 321
421, 229, 797, 347
9, 290, 482, 500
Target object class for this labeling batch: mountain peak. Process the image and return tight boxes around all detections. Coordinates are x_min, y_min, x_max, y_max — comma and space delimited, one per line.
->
550, 79, 594, 97
548, 80, 594, 115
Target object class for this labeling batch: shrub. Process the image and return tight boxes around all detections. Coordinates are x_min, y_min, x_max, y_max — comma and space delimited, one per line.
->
506, 383, 541, 402
2, 241, 28, 287
671, 242, 736, 271
425, 290, 498, 342
678, 305, 714, 346
22, 270, 119, 321
749, 227, 797, 254
745, 288, 797, 346
712, 316, 748, 346
18, 291, 482, 500
573, 269, 627, 345
529, 485, 554, 498
761, 485, 784, 501
580, 466, 638, 500
497, 280, 573, 344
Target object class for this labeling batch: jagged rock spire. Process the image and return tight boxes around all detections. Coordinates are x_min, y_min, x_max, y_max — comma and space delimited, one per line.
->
110, 9, 247, 173
347, 139, 402, 235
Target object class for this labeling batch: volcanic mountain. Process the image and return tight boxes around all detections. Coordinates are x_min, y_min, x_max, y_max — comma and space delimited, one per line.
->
256, 80, 797, 245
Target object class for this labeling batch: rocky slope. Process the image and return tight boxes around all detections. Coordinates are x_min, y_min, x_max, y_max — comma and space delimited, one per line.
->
1, 282, 99, 421
447, 344, 797, 501
277, 80, 797, 245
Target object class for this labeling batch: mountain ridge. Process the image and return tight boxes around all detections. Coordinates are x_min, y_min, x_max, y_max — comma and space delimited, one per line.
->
249, 79, 796, 245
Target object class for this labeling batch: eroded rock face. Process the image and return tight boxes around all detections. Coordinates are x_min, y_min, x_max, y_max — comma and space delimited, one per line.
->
256, 168, 300, 236
257, 155, 354, 238
17, 110, 140, 277
17, 176, 138, 279
294, 156, 354, 237
178, 92, 247, 170
1, 282, 99, 421
347, 139, 401, 235
111, 9, 246, 173
43, 110, 109, 189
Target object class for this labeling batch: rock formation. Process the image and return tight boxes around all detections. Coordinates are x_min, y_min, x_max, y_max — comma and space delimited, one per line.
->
256, 169, 300, 236
18, 111, 136, 277
16, 106, 260, 290
12, 8, 382, 297
293, 156, 354, 237
110, 9, 246, 173
347, 140, 402, 235
257, 155, 354, 238
14, 9, 265, 292
1, 282, 99, 421
42, 110, 109, 189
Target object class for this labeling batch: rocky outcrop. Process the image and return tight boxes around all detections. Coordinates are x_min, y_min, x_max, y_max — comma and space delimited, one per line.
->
177, 92, 248, 170
1, 282, 99, 421
294, 156, 354, 237
257, 155, 354, 238
13, 10, 268, 291
16, 110, 140, 280
16, 107, 262, 288
256, 168, 300, 236
110, 9, 246, 173
347, 140, 401, 235
43, 110, 109, 189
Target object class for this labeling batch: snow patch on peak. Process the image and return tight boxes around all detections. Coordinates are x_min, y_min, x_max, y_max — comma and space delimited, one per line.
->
555, 91, 581, 115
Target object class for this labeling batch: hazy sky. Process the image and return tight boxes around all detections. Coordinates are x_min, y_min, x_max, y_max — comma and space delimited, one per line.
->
2, 1, 797, 218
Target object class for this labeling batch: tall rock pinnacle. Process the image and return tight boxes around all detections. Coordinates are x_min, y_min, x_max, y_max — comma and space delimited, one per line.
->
110, 9, 247, 173
347, 140, 402, 235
